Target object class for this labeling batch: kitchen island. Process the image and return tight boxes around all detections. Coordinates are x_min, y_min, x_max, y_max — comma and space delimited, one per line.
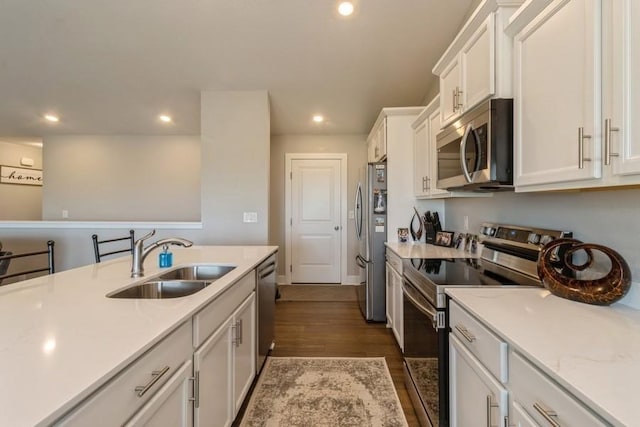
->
0, 245, 277, 427
447, 287, 640, 426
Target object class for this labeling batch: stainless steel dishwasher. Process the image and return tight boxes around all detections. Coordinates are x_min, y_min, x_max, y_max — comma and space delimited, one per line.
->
256, 253, 277, 374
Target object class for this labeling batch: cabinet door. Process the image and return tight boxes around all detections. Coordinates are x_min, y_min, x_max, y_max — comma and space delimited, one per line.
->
449, 335, 507, 427
194, 317, 234, 427
233, 294, 256, 416
461, 15, 494, 112
514, 0, 601, 188
510, 400, 540, 427
125, 360, 193, 427
390, 266, 403, 350
413, 117, 430, 197
385, 262, 394, 328
368, 135, 377, 162
440, 57, 462, 126
428, 108, 450, 197
609, 0, 640, 176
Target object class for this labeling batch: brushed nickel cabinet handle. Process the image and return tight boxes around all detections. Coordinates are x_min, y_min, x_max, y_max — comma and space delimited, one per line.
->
135, 366, 170, 397
453, 89, 458, 112
604, 118, 620, 165
533, 402, 561, 427
455, 324, 476, 343
486, 395, 498, 427
189, 371, 200, 408
456, 87, 464, 110
578, 127, 592, 169
237, 319, 243, 346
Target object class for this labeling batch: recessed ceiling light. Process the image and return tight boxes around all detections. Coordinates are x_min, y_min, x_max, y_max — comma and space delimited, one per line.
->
313, 115, 324, 123
338, 1, 354, 16
44, 114, 59, 123
159, 114, 172, 123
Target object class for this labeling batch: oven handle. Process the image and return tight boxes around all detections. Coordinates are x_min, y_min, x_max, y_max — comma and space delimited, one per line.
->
402, 279, 438, 329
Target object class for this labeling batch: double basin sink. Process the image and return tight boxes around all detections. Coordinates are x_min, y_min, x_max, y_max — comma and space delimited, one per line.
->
108, 265, 236, 299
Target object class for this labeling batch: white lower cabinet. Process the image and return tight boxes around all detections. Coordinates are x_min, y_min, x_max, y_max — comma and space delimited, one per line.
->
450, 299, 609, 426
509, 350, 607, 426
56, 268, 259, 427
385, 249, 403, 350
194, 293, 256, 427
125, 360, 194, 427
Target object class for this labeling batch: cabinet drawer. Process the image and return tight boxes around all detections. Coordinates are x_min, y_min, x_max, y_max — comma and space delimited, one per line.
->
193, 270, 255, 347
386, 249, 403, 274
509, 350, 607, 426
449, 300, 507, 382
56, 320, 192, 426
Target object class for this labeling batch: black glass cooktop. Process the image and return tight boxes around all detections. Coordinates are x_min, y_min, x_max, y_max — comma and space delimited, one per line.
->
406, 257, 522, 287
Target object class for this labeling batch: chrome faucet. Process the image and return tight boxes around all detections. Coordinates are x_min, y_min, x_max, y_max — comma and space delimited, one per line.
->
130, 230, 193, 278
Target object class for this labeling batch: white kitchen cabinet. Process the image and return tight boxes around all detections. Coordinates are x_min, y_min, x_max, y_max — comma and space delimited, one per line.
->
509, 401, 539, 427
449, 334, 508, 427
367, 118, 387, 162
385, 249, 403, 350
125, 360, 194, 427
510, 0, 640, 191
509, 350, 607, 426
55, 321, 193, 427
193, 270, 256, 427
385, 262, 394, 329
433, 0, 521, 128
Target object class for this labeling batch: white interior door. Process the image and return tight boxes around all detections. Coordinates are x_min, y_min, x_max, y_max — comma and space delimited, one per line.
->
290, 158, 341, 283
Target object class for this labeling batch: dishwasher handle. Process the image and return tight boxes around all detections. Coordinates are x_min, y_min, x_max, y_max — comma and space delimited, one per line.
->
258, 261, 277, 279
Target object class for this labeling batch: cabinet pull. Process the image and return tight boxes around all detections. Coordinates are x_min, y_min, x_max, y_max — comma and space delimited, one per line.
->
486, 395, 498, 427
135, 366, 170, 397
455, 324, 476, 343
234, 319, 243, 347
533, 402, 561, 426
426, 176, 430, 191
578, 127, 592, 169
189, 371, 200, 408
453, 89, 458, 112
604, 118, 620, 165
456, 87, 464, 110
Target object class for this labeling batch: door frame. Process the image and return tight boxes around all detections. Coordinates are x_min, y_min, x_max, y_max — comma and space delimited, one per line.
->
285, 153, 348, 285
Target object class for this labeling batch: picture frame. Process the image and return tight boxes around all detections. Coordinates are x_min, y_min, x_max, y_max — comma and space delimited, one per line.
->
0, 165, 43, 186
434, 230, 455, 247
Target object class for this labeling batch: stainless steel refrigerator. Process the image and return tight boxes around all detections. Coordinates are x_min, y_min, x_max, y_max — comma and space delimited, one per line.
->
354, 162, 387, 322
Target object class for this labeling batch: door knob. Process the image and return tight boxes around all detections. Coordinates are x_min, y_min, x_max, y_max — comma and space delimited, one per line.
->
334, 226, 340, 231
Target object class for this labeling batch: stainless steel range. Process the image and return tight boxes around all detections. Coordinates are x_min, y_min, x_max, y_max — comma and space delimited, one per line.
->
401, 222, 572, 427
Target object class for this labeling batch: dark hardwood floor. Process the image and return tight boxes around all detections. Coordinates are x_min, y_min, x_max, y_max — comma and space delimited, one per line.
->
235, 295, 420, 426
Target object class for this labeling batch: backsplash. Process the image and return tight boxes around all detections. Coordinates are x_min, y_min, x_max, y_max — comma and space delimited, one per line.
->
444, 189, 640, 310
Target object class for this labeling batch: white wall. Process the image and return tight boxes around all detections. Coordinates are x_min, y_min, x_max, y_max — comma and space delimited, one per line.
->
0, 141, 42, 220
200, 90, 270, 244
445, 189, 640, 307
42, 135, 201, 221
270, 134, 367, 279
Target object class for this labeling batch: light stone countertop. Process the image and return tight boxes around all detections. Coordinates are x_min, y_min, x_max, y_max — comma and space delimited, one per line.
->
385, 241, 480, 259
0, 245, 277, 427
446, 287, 640, 427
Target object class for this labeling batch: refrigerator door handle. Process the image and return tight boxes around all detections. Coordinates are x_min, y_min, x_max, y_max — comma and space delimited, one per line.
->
354, 182, 363, 240
355, 254, 368, 269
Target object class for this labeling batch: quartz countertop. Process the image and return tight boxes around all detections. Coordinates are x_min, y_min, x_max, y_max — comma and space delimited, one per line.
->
0, 245, 277, 427
446, 287, 640, 427
385, 241, 479, 259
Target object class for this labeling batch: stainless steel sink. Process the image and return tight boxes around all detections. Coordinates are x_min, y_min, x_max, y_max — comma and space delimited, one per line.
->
108, 280, 212, 299
156, 265, 236, 281
107, 265, 237, 299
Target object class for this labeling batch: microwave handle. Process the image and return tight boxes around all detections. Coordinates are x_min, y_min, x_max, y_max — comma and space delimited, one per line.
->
460, 124, 474, 183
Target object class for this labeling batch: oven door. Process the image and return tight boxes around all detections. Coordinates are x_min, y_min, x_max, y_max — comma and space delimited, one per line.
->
402, 278, 448, 427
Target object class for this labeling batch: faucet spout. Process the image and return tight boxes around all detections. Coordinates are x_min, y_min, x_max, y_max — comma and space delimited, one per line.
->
130, 230, 193, 278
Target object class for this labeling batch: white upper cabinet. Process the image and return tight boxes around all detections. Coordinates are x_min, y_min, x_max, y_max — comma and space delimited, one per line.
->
433, 0, 522, 128
509, 0, 640, 191
367, 118, 387, 162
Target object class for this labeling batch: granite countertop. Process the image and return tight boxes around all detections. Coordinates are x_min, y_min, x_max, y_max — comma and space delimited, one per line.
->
0, 245, 277, 427
385, 241, 480, 259
446, 287, 640, 427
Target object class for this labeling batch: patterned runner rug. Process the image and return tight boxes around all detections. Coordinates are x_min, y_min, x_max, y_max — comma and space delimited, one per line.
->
239, 357, 408, 427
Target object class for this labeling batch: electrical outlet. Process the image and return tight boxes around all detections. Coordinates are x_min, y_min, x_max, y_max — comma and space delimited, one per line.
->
463, 215, 469, 231
243, 212, 258, 223
348, 210, 354, 219
62, 210, 69, 219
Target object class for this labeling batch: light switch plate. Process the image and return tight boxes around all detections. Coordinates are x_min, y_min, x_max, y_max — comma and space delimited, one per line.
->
243, 212, 258, 223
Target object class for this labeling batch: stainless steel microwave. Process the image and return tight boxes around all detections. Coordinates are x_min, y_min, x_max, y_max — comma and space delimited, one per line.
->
436, 98, 513, 191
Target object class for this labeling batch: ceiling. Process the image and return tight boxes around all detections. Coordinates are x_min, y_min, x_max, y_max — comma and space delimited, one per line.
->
0, 0, 475, 137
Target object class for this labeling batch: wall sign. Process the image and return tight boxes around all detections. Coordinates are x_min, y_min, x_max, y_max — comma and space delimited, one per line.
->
0, 165, 43, 186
